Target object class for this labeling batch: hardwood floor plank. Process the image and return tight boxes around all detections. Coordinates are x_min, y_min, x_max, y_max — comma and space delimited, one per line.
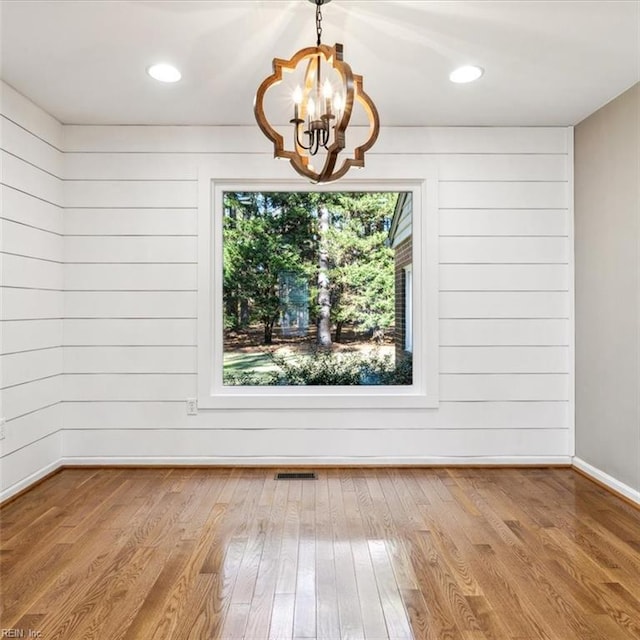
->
2, 467, 639, 640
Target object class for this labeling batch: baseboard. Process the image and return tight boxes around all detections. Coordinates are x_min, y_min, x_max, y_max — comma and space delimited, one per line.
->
0, 460, 63, 505
572, 457, 640, 507
60, 455, 573, 467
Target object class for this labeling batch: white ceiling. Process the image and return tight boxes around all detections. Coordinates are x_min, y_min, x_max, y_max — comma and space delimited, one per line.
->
1, 0, 639, 127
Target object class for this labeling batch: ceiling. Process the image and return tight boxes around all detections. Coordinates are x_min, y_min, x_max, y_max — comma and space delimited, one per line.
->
1, 0, 639, 127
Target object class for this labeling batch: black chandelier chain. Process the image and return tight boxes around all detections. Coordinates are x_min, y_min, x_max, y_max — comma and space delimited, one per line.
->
316, 1, 323, 46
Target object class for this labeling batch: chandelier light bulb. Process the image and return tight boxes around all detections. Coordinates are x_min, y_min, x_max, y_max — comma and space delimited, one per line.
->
308, 97, 316, 118
333, 92, 343, 114
293, 86, 303, 104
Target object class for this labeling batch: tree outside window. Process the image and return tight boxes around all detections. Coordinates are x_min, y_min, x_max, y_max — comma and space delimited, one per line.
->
222, 191, 412, 386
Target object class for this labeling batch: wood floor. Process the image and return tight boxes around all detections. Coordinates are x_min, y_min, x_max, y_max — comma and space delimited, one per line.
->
1, 467, 639, 640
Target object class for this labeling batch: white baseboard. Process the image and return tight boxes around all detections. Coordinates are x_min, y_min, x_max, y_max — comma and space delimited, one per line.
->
0, 459, 62, 504
572, 457, 640, 506
60, 455, 572, 467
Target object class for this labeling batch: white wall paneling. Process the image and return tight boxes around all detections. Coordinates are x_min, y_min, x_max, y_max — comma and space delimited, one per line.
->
61, 428, 571, 464
1, 319, 63, 354
440, 264, 569, 292
63, 374, 196, 401
1, 83, 64, 499
0, 347, 63, 387
64, 291, 197, 319
1, 150, 62, 204
63, 401, 568, 430
64, 209, 197, 236
64, 346, 196, 373
1, 83, 574, 496
2, 253, 64, 290
1, 185, 63, 232
0, 432, 62, 503
440, 209, 569, 236
63, 123, 571, 463
440, 319, 569, 346
63, 319, 196, 346
64, 263, 196, 291
2, 376, 62, 421
64, 236, 196, 263
440, 237, 568, 264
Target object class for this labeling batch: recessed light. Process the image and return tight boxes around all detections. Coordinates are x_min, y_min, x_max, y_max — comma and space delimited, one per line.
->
147, 63, 182, 83
449, 65, 484, 84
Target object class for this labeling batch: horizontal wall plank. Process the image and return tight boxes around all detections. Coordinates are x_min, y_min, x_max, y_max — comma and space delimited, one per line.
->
64, 180, 197, 208
440, 374, 568, 401
64, 209, 196, 235
440, 291, 569, 319
61, 427, 571, 460
64, 291, 196, 318
1, 347, 63, 388
0, 289, 62, 320
1, 218, 63, 262
61, 400, 568, 430
64, 346, 196, 374
440, 264, 569, 291
440, 237, 568, 264
440, 346, 569, 374
1, 319, 63, 354
61, 152, 567, 182
1, 185, 63, 233
1, 254, 64, 290
435, 154, 568, 181
63, 374, 196, 401
64, 263, 196, 291
0, 432, 62, 502
63, 319, 196, 346
64, 236, 196, 263
64, 152, 198, 180
1, 117, 62, 177
439, 181, 567, 210
439, 209, 569, 236
2, 375, 62, 420
440, 319, 569, 346
0, 403, 61, 458
63, 125, 568, 154
1, 83, 62, 149
61, 373, 566, 403
1, 150, 62, 206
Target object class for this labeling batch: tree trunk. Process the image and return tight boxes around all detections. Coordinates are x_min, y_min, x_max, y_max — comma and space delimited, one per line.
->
317, 204, 332, 348
335, 320, 344, 343
264, 320, 274, 345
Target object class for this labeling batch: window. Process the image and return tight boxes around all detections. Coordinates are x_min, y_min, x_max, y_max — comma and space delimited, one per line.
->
197, 173, 439, 410
222, 191, 411, 387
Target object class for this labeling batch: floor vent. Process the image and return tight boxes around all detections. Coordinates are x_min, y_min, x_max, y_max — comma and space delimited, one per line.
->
275, 472, 317, 480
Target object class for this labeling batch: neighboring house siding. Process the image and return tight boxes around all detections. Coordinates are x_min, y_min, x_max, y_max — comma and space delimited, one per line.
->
394, 236, 412, 362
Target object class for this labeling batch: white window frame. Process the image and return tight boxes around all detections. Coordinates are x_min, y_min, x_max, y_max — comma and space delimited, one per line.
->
197, 163, 439, 410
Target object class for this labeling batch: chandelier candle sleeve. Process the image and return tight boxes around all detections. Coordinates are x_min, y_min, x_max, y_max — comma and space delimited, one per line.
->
253, 0, 379, 183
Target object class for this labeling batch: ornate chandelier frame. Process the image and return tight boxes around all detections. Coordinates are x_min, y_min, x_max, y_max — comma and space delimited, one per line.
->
254, 0, 379, 183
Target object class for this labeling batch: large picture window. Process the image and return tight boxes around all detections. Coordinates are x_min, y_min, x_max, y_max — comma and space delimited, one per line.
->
197, 174, 439, 410
222, 191, 412, 387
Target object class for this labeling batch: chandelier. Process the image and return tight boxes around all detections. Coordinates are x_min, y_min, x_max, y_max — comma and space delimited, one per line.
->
254, 0, 380, 183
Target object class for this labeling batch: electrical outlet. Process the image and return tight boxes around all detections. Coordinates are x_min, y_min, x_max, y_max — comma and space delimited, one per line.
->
0, 417, 6, 441
186, 398, 198, 416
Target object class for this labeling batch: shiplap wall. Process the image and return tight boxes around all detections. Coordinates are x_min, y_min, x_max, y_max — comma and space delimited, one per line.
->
59, 122, 572, 465
1, 84, 64, 497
